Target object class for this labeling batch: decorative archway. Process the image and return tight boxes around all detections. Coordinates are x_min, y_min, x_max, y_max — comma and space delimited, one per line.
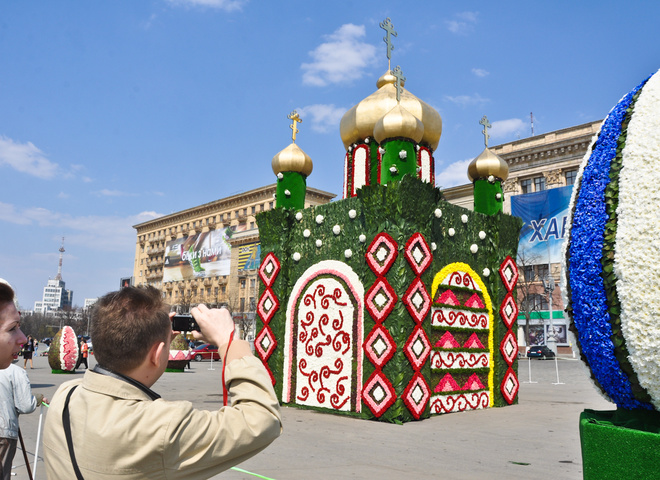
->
282, 260, 365, 412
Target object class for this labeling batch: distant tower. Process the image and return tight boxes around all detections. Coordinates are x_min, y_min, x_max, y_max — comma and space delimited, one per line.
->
55, 237, 65, 281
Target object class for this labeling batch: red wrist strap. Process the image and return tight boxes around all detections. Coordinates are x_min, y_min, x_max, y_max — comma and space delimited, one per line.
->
221, 333, 234, 407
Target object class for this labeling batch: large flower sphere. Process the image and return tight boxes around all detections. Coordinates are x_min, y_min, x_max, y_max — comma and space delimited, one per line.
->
563, 68, 660, 411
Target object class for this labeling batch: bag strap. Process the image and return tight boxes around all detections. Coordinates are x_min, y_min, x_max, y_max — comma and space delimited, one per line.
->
62, 385, 85, 480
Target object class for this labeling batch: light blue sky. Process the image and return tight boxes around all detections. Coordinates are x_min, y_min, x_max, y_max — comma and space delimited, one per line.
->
1, 0, 658, 308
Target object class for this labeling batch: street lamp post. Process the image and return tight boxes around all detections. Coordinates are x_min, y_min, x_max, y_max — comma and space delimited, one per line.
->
543, 274, 557, 354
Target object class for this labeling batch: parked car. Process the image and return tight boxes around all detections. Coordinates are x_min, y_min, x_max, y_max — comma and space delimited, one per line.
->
41, 337, 52, 346
527, 345, 556, 359
192, 344, 220, 362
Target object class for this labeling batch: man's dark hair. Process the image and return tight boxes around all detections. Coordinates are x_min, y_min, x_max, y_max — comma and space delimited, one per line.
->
91, 286, 170, 373
0, 282, 15, 311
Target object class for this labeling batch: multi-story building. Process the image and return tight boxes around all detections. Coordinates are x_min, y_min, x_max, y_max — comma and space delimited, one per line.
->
132, 183, 335, 337
34, 278, 74, 313
443, 119, 602, 353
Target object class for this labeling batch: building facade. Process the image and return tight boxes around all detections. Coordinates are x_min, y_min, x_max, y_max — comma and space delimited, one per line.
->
443, 120, 602, 353
34, 278, 74, 313
132, 183, 335, 336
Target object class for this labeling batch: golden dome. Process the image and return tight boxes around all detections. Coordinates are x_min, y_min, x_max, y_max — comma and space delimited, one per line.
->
374, 103, 424, 144
272, 143, 313, 176
467, 147, 509, 182
340, 70, 442, 150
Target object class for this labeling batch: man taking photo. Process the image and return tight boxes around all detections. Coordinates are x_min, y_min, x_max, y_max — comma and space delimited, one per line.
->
43, 286, 281, 479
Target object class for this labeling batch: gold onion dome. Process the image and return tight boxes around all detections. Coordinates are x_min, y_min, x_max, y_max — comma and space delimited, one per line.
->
467, 147, 509, 182
340, 71, 442, 150
374, 103, 424, 144
271, 143, 313, 176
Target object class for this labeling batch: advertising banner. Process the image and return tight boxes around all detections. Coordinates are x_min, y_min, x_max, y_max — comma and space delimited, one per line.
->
163, 228, 233, 282
237, 242, 260, 271
510, 185, 573, 265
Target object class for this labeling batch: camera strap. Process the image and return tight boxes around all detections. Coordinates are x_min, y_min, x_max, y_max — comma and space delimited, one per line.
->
222, 333, 234, 407
62, 386, 84, 480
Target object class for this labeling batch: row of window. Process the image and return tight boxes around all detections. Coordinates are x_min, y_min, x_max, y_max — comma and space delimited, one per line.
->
519, 169, 577, 194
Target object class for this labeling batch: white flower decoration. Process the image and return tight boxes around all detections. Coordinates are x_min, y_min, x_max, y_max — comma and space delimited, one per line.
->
344, 249, 353, 259
434, 208, 442, 218
470, 244, 478, 254
273, 193, 277, 199
316, 239, 323, 248
399, 150, 407, 159
415, 144, 420, 151
483, 268, 491, 277
365, 137, 370, 144
417, 166, 422, 173
348, 145, 353, 152
359, 234, 367, 243
333, 225, 341, 235
315, 215, 324, 225
488, 175, 495, 183
479, 231, 486, 240
295, 212, 303, 221
496, 193, 502, 200
379, 147, 386, 155
303, 229, 311, 238
461, 214, 469, 224
448, 228, 455, 237
293, 252, 301, 262
284, 189, 291, 197
277, 172, 283, 180
389, 166, 398, 174
349, 209, 357, 219
431, 242, 437, 251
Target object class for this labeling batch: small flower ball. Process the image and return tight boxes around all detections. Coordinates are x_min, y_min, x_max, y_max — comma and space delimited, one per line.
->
488, 175, 495, 183
333, 225, 341, 235
316, 215, 324, 225
415, 145, 420, 151
399, 150, 407, 160
461, 214, 468, 224
448, 228, 455, 237
273, 193, 277, 199
303, 229, 311, 238
277, 172, 283, 180
496, 193, 502, 200
483, 268, 491, 277
359, 234, 367, 243
365, 137, 370, 144
344, 249, 353, 259
434, 208, 442, 218
379, 147, 386, 155
470, 244, 478, 254
293, 252, 301, 262
431, 242, 437, 251
348, 209, 357, 219
295, 212, 303, 221
389, 166, 398, 174
479, 231, 486, 240
284, 189, 291, 197
316, 239, 323, 248
348, 145, 353, 152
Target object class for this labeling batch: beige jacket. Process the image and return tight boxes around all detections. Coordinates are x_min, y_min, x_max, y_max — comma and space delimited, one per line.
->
43, 355, 281, 479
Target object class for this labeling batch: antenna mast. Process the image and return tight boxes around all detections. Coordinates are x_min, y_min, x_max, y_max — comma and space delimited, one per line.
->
55, 237, 65, 281
530, 112, 535, 136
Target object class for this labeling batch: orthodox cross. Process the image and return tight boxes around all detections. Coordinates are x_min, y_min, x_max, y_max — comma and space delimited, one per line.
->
392, 65, 406, 102
380, 17, 397, 71
480, 115, 492, 147
288, 110, 302, 143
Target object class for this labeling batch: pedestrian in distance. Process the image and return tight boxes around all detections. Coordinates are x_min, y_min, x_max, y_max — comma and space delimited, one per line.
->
22, 335, 35, 369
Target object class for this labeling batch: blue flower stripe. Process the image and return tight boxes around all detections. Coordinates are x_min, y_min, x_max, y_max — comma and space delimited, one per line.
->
568, 78, 651, 410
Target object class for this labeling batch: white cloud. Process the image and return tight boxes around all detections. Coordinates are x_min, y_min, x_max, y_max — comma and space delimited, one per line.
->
94, 189, 138, 197
491, 118, 527, 139
446, 11, 478, 35
165, 0, 247, 11
444, 93, 489, 107
298, 104, 347, 133
436, 159, 472, 188
301, 24, 378, 87
0, 203, 163, 252
0, 136, 58, 179
472, 68, 489, 77
58, 192, 70, 199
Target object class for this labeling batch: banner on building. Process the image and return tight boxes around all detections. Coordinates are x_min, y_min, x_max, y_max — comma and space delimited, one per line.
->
163, 228, 233, 282
237, 242, 260, 271
510, 185, 573, 265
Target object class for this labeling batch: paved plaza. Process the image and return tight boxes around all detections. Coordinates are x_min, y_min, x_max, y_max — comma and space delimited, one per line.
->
10, 353, 611, 479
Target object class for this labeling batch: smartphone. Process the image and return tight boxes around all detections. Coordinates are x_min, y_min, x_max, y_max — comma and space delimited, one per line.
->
172, 314, 199, 332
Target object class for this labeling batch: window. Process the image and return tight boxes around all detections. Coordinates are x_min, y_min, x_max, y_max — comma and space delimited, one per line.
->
534, 176, 546, 191
520, 179, 532, 194
565, 169, 578, 185
250, 222, 255, 229
250, 278, 256, 289
214, 287, 218, 296
269, 202, 274, 209
251, 206, 256, 214
241, 279, 246, 289
240, 298, 245, 311
524, 293, 549, 311
221, 286, 226, 294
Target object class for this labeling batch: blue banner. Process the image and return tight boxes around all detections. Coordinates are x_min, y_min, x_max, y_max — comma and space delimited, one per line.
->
510, 185, 573, 264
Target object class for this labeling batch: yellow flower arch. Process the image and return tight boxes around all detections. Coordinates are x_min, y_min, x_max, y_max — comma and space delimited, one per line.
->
431, 262, 494, 407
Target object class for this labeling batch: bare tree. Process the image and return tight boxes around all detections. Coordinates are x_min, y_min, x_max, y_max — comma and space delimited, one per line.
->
515, 250, 548, 346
